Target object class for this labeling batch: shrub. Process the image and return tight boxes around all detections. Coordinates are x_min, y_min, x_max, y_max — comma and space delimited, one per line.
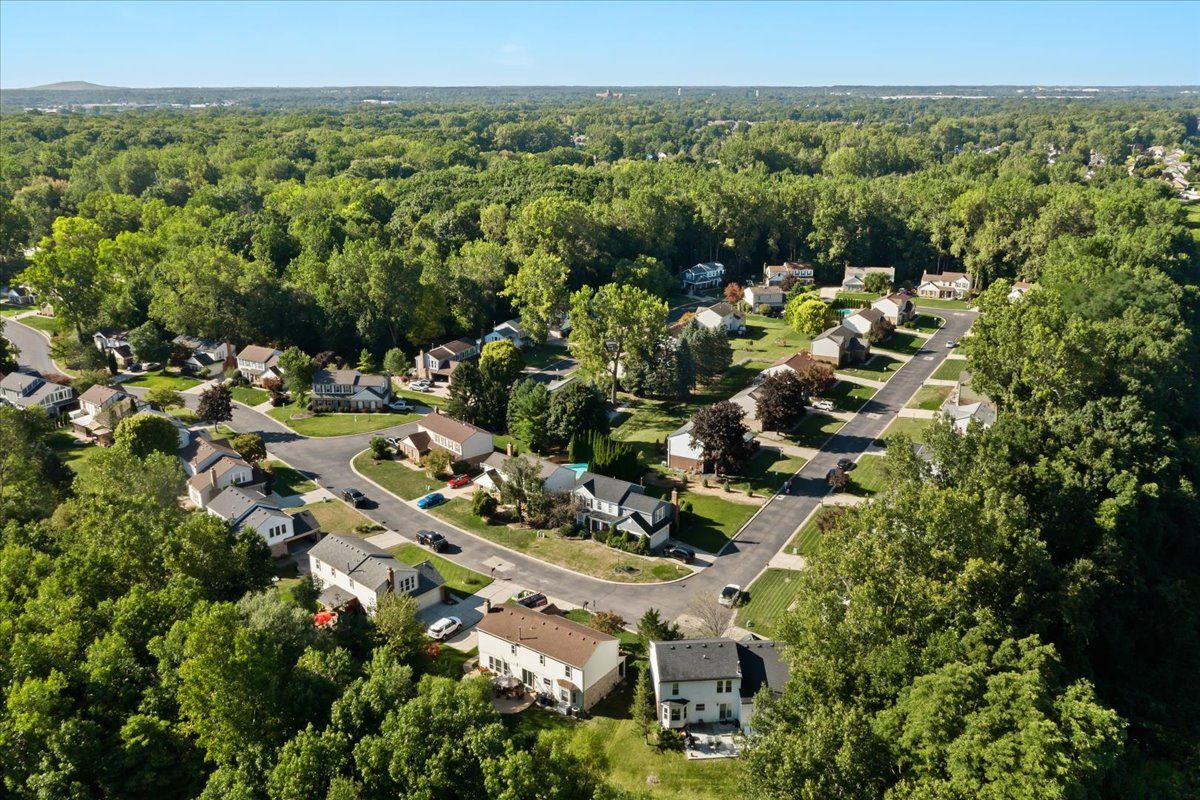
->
369, 436, 391, 460
589, 610, 625, 634
557, 523, 576, 537
423, 449, 452, 479
471, 489, 498, 519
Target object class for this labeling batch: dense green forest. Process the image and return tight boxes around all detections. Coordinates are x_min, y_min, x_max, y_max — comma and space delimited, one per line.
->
2, 94, 1199, 797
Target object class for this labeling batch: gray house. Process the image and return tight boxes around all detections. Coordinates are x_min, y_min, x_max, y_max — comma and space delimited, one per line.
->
311, 369, 391, 412
308, 534, 446, 615
572, 472, 674, 549
0, 371, 75, 416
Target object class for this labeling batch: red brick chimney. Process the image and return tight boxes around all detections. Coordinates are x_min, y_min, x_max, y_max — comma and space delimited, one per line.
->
671, 488, 680, 527
387, 566, 394, 593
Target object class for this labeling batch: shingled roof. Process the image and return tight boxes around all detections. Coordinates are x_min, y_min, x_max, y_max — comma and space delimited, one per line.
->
477, 603, 616, 669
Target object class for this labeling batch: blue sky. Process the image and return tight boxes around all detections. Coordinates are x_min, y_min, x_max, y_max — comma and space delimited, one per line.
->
1, 1, 1196, 88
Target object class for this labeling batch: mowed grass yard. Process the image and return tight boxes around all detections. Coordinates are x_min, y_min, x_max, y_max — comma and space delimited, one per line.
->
230, 385, 268, 406
727, 448, 805, 494
877, 415, 934, 446
846, 454, 889, 497
15, 314, 62, 336
268, 402, 417, 436
353, 452, 440, 500
825, 380, 877, 412
931, 358, 970, 382
267, 460, 316, 496
731, 314, 811, 363
736, 568, 805, 636
788, 505, 843, 557
392, 386, 447, 409
915, 297, 972, 310
46, 430, 106, 483
647, 484, 760, 553
836, 353, 903, 382
290, 500, 379, 537
906, 384, 952, 410
121, 370, 201, 391
875, 331, 926, 356
901, 313, 945, 333
430, 498, 690, 583
388, 542, 492, 597
790, 412, 844, 448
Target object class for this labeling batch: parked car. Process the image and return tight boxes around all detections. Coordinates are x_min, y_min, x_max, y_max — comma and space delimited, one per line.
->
663, 545, 695, 564
417, 492, 446, 510
447, 474, 471, 489
342, 487, 367, 507
836, 457, 854, 471
515, 590, 548, 608
426, 616, 461, 640
812, 399, 836, 412
416, 529, 448, 552
409, 380, 432, 392
388, 398, 413, 412
142, 361, 162, 371
945, 339, 958, 348
719, 584, 745, 607
385, 436, 403, 448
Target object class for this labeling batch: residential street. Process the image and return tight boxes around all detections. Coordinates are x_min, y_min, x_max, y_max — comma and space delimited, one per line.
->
4, 315, 63, 375
6, 306, 975, 625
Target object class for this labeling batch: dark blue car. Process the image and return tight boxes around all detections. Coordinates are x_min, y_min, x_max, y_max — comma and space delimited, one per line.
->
417, 492, 446, 510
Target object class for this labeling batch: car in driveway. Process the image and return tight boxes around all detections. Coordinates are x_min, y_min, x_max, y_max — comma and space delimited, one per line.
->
416, 529, 448, 552
408, 380, 432, 392
446, 474, 471, 489
417, 492, 446, 510
388, 398, 413, 412
426, 616, 461, 640
663, 545, 695, 563
342, 487, 367, 507
515, 590, 548, 608
719, 584, 745, 607
811, 399, 836, 412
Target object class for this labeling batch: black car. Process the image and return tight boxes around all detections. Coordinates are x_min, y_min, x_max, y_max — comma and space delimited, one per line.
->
416, 529, 448, 552
836, 458, 854, 471
515, 590, 548, 608
663, 545, 695, 564
342, 487, 367, 507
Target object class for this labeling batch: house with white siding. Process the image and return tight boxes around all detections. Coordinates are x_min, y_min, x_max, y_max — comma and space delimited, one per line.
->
572, 472, 674, 549
0, 371, 74, 416
396, 412, 494, 464
810, 324, 871, 367
763, 261, 814, 286
649, 638, 788, 733
206, 485, 320, 557
235, 345, 283, 385
694, 302, 746, 335
871, 292, 916, 325
743, 284, 786, 311
917, 271, 973, 300
308, 534, 445, 615
841, 266, 895, 292
311, 369, 391, 412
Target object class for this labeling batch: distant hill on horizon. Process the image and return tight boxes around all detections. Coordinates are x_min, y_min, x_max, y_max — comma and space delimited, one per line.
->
23, 80, 118, 91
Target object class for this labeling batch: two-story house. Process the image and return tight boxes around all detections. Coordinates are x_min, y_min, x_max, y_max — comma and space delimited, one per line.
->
0, 371, 75, 416
694, 302, 746, 335
743, 284, 786, 312
178, 433, 242, 476
70, 384, 141, 442
917, 270, 973, 300
414, 337, 480, 382
308, 534, 446, 614
483, 319, 530, 349
235, 345, 283, 385
681, 262, 725, 292
92, 328, 135, 368
763, 261, 814, 286
173, 335, 230, 378
666, 420, 707, 473
841, 266, 895, 292
870, 292, 916, 325
396, 412, 494, 464
649, 638, 788, 731
187, 454, 256, 507
206, 485, 320, 557
939, 370, 997, 433
810, 324, 871, 367
572, 471, 674, 549
842, 307, 890, 342
310, 369, 391, 412
3, 285, 36, 306
476, 603, 624, 712
476, 450, 578, 494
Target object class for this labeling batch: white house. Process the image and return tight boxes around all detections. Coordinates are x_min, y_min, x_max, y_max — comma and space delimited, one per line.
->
666, 420, 707, 473
307, 534, 445, 615
173, 335, 230, 378
178, 433, 242, 476
476, 603, 624, 712
92, 328, 134, 368
187, 454, 255, 508
206, 485, 319, 557
843, 307, 889, 341
3, 286, 36, 306
763, 261, 814, 286
681, 262, 725, 292
414, 337, 480, 381
235, 345, 283, 385
917, 271, 973, 300
572, 471, 674, 549
311, 369, 391, 412
1008, 281, 1034, 301
939, 370, 997, 433
483, 319, 530, 349
476, 451, 577, 494
694, 302, 746, 335
871, 292, 916, 325
649, 638, 788, 731
743, 284, 786, 311
810, 324, 871, 367
397, 412, 493, 464
0, 371, 74, 416
841, 266, 895, 292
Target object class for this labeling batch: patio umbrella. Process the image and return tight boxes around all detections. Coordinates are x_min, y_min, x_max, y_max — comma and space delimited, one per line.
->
494, 675, 521, 689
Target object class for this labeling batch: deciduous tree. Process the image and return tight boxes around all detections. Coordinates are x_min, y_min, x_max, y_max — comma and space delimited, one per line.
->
501, 248, 569, 345
568, 284, 668, 403
755, 371, 809, 432
689, 400, 754, 474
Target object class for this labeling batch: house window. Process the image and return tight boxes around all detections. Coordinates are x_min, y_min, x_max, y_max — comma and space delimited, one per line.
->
488, 656, 505, 672
695, 704, 706, 711
542, 677, 551, 688
716, 680, 732, 693
564, 666, 572, 679
539, 654, 545, 666
511, 644, 517, 655
671, 683, 679, 696
669, 707, 682, 722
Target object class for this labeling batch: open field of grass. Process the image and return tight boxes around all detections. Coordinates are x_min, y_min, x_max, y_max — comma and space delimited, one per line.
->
790, 412, 844, 448
728, 448, 805, 494
46, 430, 105, 483
389, 542, 492, 597
906, 384, 952, 410
121, 370, 202, 391
846, 455, 889, 497
876, 332, 926, 356
915, 297, 971, 310
836, 353, 903, 382
731, 315, 810, 364
902, 313, 945, 333
291, 500, 379, 537
788, 505, 843, 557
230, 385, 268, 406
268, 403, 416, 436
267, 460, 316, 496
931, 359, 970, 382
825, 380, 877, 412
736, 568, 804, 636
431, 498, 690, 582
877, 416, 934, 446
353, 451, 440, 500
648, 485, 759, 553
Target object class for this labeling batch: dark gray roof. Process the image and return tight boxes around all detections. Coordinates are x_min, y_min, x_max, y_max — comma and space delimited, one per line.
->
736, 640, 789, 699
652, 639, 742, 682
575, 471, 636, 505
290, 509, 320, 538
307, 534, 398, 593
207, 486, 272, 524
413, 559, 446, 597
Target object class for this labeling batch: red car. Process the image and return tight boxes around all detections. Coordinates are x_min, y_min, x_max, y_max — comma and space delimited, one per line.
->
447, 474, 472, 489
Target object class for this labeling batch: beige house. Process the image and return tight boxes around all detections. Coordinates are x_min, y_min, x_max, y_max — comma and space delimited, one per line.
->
763, 261, 814, 286
871, 292, 916, 325
810, 324, 871, 367
917, 271, 973, 300
179, 434, 242, 476
187, 455, 255, 508
666, 420, 707, 473
761, 351, 820, 379
414, 337, 480, 382
843, 307, 889, 341
236, 345, 283, 385
694, 302, 746, 334
744, 284, 786, 311
397, 412, 494, 464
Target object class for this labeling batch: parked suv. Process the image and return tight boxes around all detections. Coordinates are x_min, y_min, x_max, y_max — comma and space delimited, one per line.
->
416, 529, 448, 552
663, 545, 695, 564
812, 399, 836, 412
342, 487, 367, 507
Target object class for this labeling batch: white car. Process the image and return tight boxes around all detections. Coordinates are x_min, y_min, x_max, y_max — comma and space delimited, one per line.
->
409, 380, 432, 392
426, 616, 462, 640
945, 339, 958, 348
812, 399, 836, 412
719, 584, 744, 607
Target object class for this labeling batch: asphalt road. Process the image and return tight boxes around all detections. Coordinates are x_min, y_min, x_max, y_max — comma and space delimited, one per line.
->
3, 316, 61, 375
8, 305, 975, 625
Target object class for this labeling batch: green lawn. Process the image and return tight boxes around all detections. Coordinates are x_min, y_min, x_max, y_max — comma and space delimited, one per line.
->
846, 455, 889, 497
291, 500, 380, 537
906, 385, 952, 411
393, 387, 447, 409
121, 370, 202, 391
727, 448, 805, 494
165, 405, 200, 425
230, 385, 268, 406
268, 403, 416, 436
931, 359, 969, 382
522, 342, 571, 369
18, 315, 63, 336
353, 451, 441, 500
731, 315, 811, 364
46, 431, 106, 483
790, 412, 844, 448
1185, 203, 1200, 243
835, 291, 881, 305
0, 303, 27, 317
389, 542, 492, 598
431, 498, 690, 583
877, 415, 933, 446
915, 297, 971, 310
788, 505, 842, 557
876, 332, 925, 356
902, 313, 945, 333
736, 568, 804, 636
825, 380, 877, 412
649, 485, 759, 553
267, 460, 316, 496
836, 354, 903, 382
